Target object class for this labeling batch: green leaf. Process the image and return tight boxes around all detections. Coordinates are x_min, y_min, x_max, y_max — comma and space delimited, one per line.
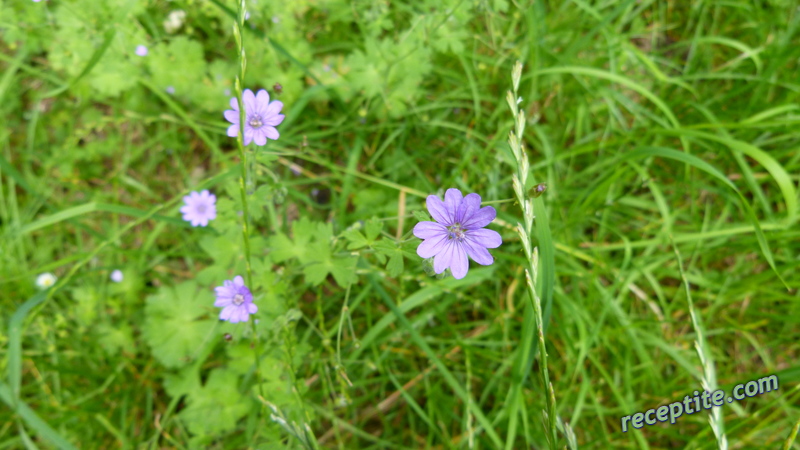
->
412, 210, 431, 222
373, 239, 413, 278
343, 229, 369, 250
270, 217, 316, 263
43, 28, 117, 98
330, 256, 358, 286
385, 252, 404, 278
95, 323, 135, 356
178, 369, 252, 436
364, 219, 383, 241
143, 281, 216, 368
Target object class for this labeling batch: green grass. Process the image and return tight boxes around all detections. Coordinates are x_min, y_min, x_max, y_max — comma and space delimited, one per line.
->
2, 0, 799, 448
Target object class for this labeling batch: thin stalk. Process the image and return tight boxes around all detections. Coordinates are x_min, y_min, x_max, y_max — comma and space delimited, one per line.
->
506, 60, 559, 449
232, 0, 263, 400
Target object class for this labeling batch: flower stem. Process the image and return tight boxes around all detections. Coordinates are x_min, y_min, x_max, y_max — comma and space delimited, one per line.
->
233, 0, 263, 400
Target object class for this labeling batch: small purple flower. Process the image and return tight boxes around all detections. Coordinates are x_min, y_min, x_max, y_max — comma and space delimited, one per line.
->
214, 276, 257, 323
413, 188, 502, 279
224, 89, 285, 146
135, 45, 148, 57
165, 85, 175, 94
180, 190, 217, 227
110, 270, 124, 283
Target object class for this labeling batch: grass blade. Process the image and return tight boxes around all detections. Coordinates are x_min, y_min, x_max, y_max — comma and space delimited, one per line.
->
368, 275, 504, 448
0, 382, 78, 450
7, 291, 48, 401
620, 146, 789, 289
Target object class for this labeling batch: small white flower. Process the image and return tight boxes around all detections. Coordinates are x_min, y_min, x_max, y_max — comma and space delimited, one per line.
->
110, 270, 124, 283
164, 10, 186, 34
36, 273, 57, 289
516, 96, 523, 105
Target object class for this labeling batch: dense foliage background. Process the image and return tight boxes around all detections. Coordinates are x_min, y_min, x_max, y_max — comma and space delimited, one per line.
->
2, 0, 799, 448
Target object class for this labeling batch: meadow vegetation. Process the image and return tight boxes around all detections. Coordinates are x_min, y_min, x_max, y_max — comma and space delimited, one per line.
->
2, 0, 799, 448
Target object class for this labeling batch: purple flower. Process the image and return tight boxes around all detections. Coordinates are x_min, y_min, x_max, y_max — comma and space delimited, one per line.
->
224, 89, 285, 146
165, 85, 175, 94
413, 188, 502, 279
135, 45, 148, 57
214, 276, 257, 323
110, 269, 124, 283
180, 190, 217, 227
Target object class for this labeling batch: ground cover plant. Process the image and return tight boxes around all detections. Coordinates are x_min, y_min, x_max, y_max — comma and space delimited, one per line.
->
2, 0, 800, 448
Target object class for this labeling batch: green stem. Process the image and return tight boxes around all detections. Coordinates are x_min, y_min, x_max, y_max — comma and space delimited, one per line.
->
233, 0, 263, 400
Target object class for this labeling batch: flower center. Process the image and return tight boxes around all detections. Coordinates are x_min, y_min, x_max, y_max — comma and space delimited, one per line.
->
447, 223, 467, 241
233, 294, 245, 306
196, 204, 207, 214
249, 115, 263, 128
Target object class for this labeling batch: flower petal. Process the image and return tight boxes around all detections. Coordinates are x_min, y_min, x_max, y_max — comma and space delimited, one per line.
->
263, 126, 279, 141
229, 97, 239, 111
253, 130, 267, 146
227, 124, 239, 137
214, 295, 232, 307
462, 239, 494, 265
224, 109, 239, 124
255, 89, 270, 113
426, 195, 451, 225
243, 128, 254, 146
233, 276, 244, 287
264, 113, 284, 127
413, 221, 447, 239
417, 234, 448, 258
462, 205, 497, 229
243, 89, 256, 114
450, 243, 469, 279
247, 303, 258, 314
443, 189, 463, 223
433, 241, 455, 274
215, 285, 234, 299
220, 305, 236, 321
265, 100, 284, 117
456, 193, 481, 225
466, 228, 502, 248
238, 307, 251, 322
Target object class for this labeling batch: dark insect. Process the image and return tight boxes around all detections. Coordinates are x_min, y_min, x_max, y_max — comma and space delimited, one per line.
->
529, 183, 547, 198
273, 83, 283, 94
223, 333, 232, 341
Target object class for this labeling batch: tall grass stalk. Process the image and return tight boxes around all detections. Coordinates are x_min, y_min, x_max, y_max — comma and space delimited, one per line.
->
506, 61, 560, 449
673, 240, 728, 450
232, 0, 263, 401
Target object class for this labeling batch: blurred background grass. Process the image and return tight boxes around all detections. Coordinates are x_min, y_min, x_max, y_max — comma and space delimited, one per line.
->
1, 0, 799, 448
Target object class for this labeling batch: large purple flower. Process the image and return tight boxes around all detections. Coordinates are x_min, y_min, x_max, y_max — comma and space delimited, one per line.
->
214, 276, 257, 323
413, 188, 502, 279
180, 190, 216, 227
224, 89, 284, 146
